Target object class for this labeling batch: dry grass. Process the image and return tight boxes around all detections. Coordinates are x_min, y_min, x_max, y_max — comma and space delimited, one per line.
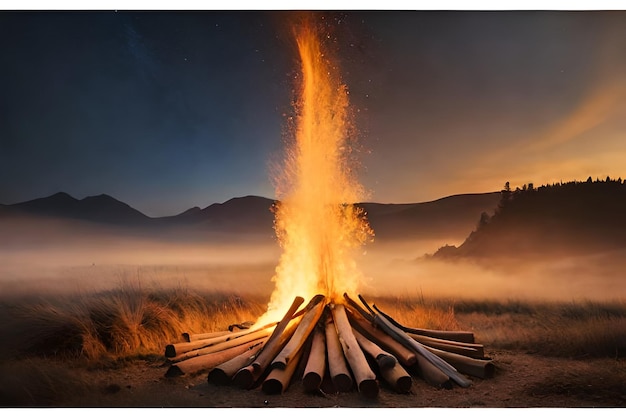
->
367, 294, 461, 331
4, 287, 624, 363
2, 287, 625, 406
452, 299, 626, 358
0, 281, 267, 362
358, 296, 626, 359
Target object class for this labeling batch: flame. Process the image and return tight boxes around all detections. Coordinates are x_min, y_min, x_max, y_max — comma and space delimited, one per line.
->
256, 17, 373, 325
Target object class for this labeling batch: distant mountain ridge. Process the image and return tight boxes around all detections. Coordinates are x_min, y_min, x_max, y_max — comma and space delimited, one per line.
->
6, 192, 151, 225
360, 192, 501, 240
0, 191, 501, 241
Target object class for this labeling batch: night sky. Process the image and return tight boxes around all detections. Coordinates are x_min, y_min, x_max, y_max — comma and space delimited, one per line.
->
2, 10, 626, 217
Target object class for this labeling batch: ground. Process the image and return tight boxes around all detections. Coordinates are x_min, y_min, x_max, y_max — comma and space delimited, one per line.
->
12, 350, 622, 408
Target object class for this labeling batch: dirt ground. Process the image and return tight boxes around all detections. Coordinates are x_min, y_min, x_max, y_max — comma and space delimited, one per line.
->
23, 349, 623, 408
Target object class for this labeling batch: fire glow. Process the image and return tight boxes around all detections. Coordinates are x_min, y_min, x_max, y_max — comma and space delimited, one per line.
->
257, 18, 373, 326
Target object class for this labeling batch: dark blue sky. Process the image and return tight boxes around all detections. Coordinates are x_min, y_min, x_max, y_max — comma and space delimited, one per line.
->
2, 11, 626, 216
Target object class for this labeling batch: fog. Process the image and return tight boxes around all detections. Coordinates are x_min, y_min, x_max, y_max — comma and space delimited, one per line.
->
0, 216, 280, 297
1, 216, 625, 303
360, 242, 626, 302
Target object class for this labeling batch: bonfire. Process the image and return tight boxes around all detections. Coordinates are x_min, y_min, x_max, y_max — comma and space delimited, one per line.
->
162, 16, 495, 398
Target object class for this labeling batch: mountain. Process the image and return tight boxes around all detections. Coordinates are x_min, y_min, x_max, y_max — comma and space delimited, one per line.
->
432, 178, 626, 259
360, 192, 501, 241
5, 192, 151, 226
157, 195, 277, 234
0, 191, 501, 241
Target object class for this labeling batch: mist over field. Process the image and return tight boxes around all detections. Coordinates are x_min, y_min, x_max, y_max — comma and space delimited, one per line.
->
3, 211, 625, 304
362, 245, 626, 302
0, 216, 279, 298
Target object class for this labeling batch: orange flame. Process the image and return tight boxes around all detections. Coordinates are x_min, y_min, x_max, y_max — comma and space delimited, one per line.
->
257, 18, 373, 325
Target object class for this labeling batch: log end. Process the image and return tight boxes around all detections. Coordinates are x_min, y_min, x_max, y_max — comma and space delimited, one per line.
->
233, 367, 255, 389
302, 372, 322, 392
394, 375, 413, 394
483, 361, 496, 379
164, 344, 176, 358
182, 333, 190, 343
376, 354, 397, 370
207, 368, 231, 386
165, 365, 184, 378
333, 373, 353, 392
262, 378, 284, 395
358, 379, 379, 398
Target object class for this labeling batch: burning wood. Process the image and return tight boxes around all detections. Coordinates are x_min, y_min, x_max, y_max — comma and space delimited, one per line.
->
232, 296, 306, 389
156, 14, 497, 402
162, 294, 495, 399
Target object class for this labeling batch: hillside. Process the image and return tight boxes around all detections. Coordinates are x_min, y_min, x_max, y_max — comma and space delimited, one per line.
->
360, 192, 500, 241
432, 177, 626, 259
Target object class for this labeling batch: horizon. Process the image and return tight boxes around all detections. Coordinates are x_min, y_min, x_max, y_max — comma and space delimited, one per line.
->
2, 173, 621, 218
2, 187, 504, 218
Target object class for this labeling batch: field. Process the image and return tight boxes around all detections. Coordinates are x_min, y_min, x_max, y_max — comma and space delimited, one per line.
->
1, 263, 625, 408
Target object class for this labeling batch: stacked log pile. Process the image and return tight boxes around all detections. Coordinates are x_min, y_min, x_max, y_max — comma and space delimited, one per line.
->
163, 294, 495, 397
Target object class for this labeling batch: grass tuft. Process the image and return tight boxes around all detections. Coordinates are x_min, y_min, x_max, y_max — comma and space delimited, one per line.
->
2, 283, 266, 362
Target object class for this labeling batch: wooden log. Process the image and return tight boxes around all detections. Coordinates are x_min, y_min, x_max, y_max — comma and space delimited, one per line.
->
352, 326, 412, 394
165, 338, 267, 377
262, 343, 305, 395
373, 311, 471, 387
170, 326, 274, 363
207, 342, 266, 385
352, 328, 397, 370
331, 304, 379, 398
405, 328, 475, 344
165, 321, 276, 358
409, 333, 485, 358
379, 362, 413, 394
263, 296, 305, 347
343, 293, 375, 322
233, 296, 305, 389
359, 298, 471, 388
302, 325, 326, 393
424, 345, 495, 379
325, 314, 353, 392
345, 307, 417, 367
183, 330, 235, 343
412, 353, 453, 389
372, 304, 475, 344
272, 296, 326, 370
